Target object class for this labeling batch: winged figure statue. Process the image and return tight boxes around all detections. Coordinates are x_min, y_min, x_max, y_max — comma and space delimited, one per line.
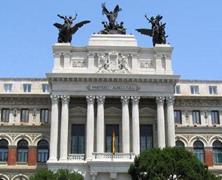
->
136, 14, 167, 46
54, 14, 90, 43
100, 3, 126, 34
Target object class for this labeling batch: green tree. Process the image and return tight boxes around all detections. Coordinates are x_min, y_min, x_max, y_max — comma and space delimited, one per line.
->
128, 147, 219, 180
30, 168, 83, 180
55, 169, 83, 180
30, 168, 55, 180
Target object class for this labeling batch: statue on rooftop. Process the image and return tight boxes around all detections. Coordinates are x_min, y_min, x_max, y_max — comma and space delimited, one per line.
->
99, 3, 126, 34
54, 14, 90, 43
136, 14, 168, 46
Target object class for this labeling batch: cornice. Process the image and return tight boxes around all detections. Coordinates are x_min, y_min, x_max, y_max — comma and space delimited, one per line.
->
47, 73, 180, 84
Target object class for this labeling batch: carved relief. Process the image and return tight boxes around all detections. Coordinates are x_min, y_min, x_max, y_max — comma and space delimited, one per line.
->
72, 59, 87, 68
140, 59, 153, 69
97, 52, 130, 73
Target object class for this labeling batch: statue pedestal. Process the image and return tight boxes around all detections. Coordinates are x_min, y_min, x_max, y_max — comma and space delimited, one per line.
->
88, 34, 138, 47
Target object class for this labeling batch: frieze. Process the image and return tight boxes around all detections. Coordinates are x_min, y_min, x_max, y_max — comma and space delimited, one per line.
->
175, 99, 222, 107
87, 84, 139, 91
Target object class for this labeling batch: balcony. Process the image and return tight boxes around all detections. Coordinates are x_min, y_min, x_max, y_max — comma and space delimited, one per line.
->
92, 152, 135, 161
67, 154, 85, 161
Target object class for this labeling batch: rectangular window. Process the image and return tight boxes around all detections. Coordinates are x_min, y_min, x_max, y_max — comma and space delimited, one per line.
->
209, 86, 217, 95
174, 110, 182, 124
38, 149, 48, 163
192, 110, 201, 124
20, 109, 29, 122
4, 83, 12, 93
40, 109, 49, 123
175, 85, 181, 94
1, 109, 10, 122
140, 125, 153, 152
211, 111, 220, 125
105, 124, 119, 153
190, 85, 199, 94
23, 84, 31, 92
42, 84, 49, 93
0, 149, 8, 162
17, 149, 28, 162
71, 124, 85, 154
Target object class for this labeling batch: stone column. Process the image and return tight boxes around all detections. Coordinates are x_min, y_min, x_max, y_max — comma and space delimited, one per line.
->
121, 96, 130, 153
131, 96, 140, 155
86, 96, 95, 159
166, 96, 175, 147
96, 96, 105, 153
156, 97, 166, 148
7, 146, 16, 165
28, 146, 37, 166
60, 95, 70, 161
49, 95, 59, 161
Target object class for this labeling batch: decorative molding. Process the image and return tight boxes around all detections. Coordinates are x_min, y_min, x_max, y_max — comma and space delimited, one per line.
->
96, 96, 105, 104
97, 52, 130, 73
121, 96, 130, 105
131, 96, 140, 104
50, 95, 59, 104
140, 59, 153, 69
61, 95, 70, 104
166, 96, 175, 104
86, 96, 95, 104
71, 59, 87, 68
156, 96, 165, 104
175, 99, 222, 107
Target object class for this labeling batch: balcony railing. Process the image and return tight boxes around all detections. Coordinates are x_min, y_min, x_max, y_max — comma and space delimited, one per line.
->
67, 154, 85, 161
92, 152, 135, 160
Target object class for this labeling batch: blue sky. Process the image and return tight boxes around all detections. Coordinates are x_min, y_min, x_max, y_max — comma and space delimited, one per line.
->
0, 0, 221, 80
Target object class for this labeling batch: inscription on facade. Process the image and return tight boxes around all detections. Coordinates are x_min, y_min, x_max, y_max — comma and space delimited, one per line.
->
87, 85, 139, 91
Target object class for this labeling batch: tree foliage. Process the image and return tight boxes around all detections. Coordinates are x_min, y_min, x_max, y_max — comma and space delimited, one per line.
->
128, 147, 219, 180
30, 168, 83, 180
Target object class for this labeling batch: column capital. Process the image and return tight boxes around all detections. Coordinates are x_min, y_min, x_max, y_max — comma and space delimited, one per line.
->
166, 96, 175, 105
86, 95, 95, 104
131, 96, 140, 104
121, 96, 130, 105
50, 94, 59, 104
61, 95, 70, 104
156, 96, 165, 104
96, 96, 105, 104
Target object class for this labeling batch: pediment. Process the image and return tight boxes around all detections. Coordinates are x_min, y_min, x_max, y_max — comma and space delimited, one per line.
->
140, 107, 156, 117
70, 106, 86, 116
105, 106, 121, 116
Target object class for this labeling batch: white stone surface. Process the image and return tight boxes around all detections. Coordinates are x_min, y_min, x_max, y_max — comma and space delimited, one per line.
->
88, 34, 138, 47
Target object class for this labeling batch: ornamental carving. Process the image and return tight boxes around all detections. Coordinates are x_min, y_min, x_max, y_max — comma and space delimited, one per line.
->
140, 59, 153, 69
97, 52, 130, 73
72, 59, 87, 68
61, 95, 70, 104
175, 99, 222, 107
86, 96, 95, 104
166, 96, 175, 104
156, 96, 165, 104
121, 96, 130, 104
50, 95, 59, 104
131, 96, 140, 104
96, 96, 105, 104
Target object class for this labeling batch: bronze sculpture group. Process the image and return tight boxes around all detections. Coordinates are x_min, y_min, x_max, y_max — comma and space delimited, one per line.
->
54, 3, 168, 46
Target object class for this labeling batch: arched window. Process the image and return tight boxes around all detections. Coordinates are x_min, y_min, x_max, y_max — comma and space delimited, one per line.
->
213, 140, 222, 164
175, 140, 185, 148
37, 140, 49, 163
17, 140, 28, 162
193, 140, 204, 162
0, 139, 8, 162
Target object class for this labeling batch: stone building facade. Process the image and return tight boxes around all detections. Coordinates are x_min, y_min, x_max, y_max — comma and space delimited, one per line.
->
0, 34, 221, 180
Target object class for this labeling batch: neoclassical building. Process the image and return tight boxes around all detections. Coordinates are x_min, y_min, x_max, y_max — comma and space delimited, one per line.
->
0, 34, 221, 180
